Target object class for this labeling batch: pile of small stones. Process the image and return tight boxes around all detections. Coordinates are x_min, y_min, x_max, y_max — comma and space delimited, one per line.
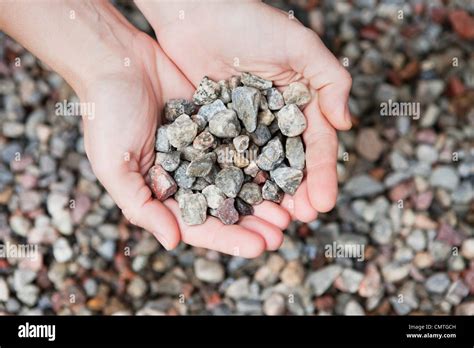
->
147, 73, 310, 225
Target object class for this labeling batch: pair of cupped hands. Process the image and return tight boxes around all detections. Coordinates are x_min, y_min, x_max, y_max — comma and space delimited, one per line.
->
84, 1, 352, 257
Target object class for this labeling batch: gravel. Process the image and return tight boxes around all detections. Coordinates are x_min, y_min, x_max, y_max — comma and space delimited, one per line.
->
0, 0, 472, 317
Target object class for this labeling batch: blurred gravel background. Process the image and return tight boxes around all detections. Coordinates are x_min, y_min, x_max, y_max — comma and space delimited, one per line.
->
0, 0, 473, 315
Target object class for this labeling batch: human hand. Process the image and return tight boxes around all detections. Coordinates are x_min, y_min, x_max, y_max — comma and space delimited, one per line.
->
0, 0, 287, 257
83, 33, 288, 257
136, 0, 353, 222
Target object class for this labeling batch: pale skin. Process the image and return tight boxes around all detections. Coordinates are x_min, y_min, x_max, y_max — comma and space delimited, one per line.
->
0, 0, 352, 258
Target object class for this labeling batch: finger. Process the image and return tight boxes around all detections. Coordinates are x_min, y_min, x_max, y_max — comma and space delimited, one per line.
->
288, 28, 352, 130
252, 201, 291, 230
95, 166, 181, 250
281, 180, 318, 222
302, 95, 338, 213
164, 200, 266, 258
239, 215, 284, 251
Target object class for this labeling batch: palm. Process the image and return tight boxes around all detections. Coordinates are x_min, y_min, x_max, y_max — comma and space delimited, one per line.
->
83, 34, 287, 257
151, 1, 348, 221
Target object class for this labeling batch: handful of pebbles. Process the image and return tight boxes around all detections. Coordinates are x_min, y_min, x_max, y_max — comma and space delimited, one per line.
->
147, 72, 310, 225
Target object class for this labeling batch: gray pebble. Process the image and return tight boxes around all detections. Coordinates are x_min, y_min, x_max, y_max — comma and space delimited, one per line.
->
215, 166, 244, 198
174, 162, 196, 189
232, 86, 260, 132
166, 114, 198, 149
202, 185, 226, 209
198, 99, 226, 122
276, 104, 307, 137
256, 137, 284, 171
266, 88, 285, 110
238, 182, 263, 205
209, 109, 241, 138
262, 180, 284, 203
241, 72, 272, 90
283, 82, 311, 106
271, 166, 303, 195
155, 151, 180, 172
186, 153, 215, 177
286, 136, 305, 170
179, 193, 207, 225
218, 80, 231, 103
249, 124, 271, 146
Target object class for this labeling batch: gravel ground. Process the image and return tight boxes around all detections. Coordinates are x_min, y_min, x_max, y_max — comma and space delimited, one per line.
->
0, 0, 473, 315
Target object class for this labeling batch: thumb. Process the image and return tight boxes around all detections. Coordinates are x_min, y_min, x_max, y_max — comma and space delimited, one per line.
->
288, 28, 352, 130
94, 163, 181, 250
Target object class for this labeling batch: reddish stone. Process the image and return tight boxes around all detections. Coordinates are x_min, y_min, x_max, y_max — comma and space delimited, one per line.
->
436, 222, 465, 246
71, 193, 91, 224
216, 198, 239, 225
148, 165, 177, 201
414, 191, 433, 211
430, 7, 447, 24
360, 25, 380, 40
463, 269, 474, 294
298, 224, 310, 238
314, 295, 335, 312
253, 170, 268, 185
399, 61, 420, 81
389, 181, 414, 202
449, 10, 474, 40
447, 76, 466, 97
387, 70, 402, 86
416, 129, 437, 144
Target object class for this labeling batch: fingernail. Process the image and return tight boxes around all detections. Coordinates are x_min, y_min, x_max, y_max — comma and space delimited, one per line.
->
155, 232, 171, 250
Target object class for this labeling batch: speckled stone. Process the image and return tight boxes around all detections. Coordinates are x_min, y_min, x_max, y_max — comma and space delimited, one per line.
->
286, 136, 305, 170
202, 185, 226, 209
155, 125, 171, 153
193, 130, 215, 151
193, 76, 221, 105
218, 80, 231, 103
241, 72, 272, 90
215, 166, 244, 198
216, 198, 239, 225
164, 99, 196, 122
232, 86, 260, 132
276, 104, 307, 137
283, 82, 311, 106
186, 153, 215, 177
179, 193, 208, 225
191, 114, 207, 132
256, 137, 284, 171
148, 165, 177, 201
266, 88, 285, 110
209, 109, 241, 138
233, 135, 250, 153
238, 183, 263, 205
262, 180, 284, 203
244, 161, 260, 177
173, 161, 196, 189
198, 99, 226, 122
155, 151, 181, 172
166, 114, 198, 149
270, 166, 303, 195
